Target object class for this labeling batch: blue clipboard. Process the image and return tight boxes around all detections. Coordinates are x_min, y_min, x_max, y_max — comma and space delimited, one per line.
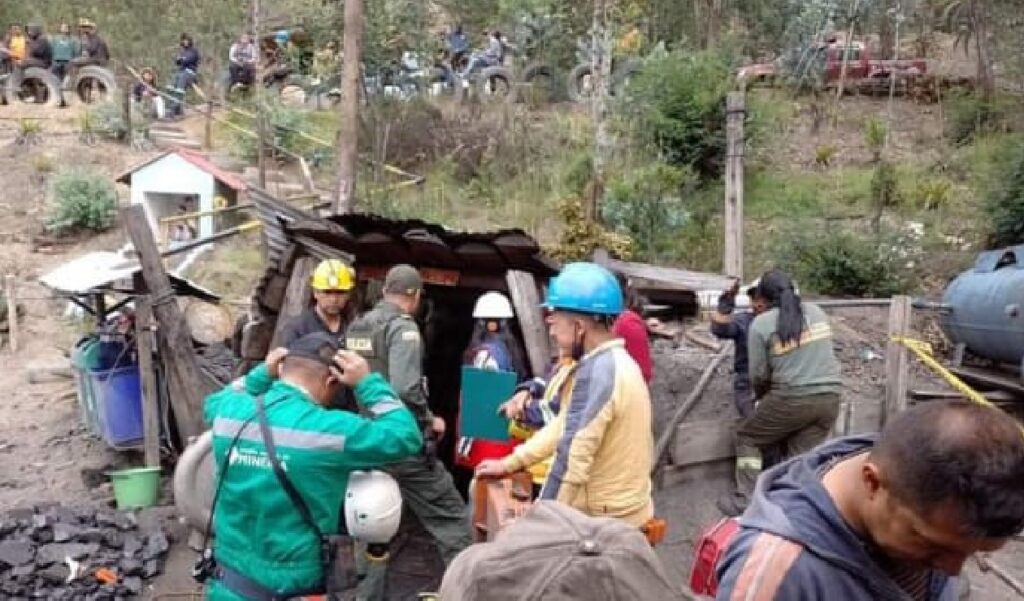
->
459, 366, 517, 442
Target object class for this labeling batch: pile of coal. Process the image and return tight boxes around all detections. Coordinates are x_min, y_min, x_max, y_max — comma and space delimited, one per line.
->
0, 503, 170, 599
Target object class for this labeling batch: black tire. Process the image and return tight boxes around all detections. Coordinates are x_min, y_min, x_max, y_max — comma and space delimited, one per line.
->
520, 63, 560, 103
568, 63, 594, 103
7, 67, 61, 107
73, 65, 117, 104
476, 66, 513, 101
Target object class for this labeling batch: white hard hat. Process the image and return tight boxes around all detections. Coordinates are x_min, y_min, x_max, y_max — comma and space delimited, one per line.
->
344, 470, 403, 544
473, 291, 514, 319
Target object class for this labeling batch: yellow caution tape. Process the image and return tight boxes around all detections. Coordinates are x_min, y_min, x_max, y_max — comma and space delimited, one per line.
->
892, 336, 1024, 435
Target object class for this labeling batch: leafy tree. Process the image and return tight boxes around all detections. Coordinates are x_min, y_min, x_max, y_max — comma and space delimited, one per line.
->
602, 162, 694, 260
985, 141, 1024, 247
616, 47, 733, 180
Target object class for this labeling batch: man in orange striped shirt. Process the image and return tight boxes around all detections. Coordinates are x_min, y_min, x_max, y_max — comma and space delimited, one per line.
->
716, 400, 1024, 601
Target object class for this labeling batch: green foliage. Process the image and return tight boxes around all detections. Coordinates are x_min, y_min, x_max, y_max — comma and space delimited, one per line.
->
863, 117, 887, 160
47, 169, 118, 234
87, 101, 127, 140
945, 91, 1013, 145
617, 48, 733, 180
984, 140, 1024, 247
550, 196, 632, 262
909, 177, 954, 211
561, 151, 593, 197
814, 144, 837, 167
871, 160, 900, 209
229, 101, 331, 162
602, 162, 694, 261
780, 228, 912, 297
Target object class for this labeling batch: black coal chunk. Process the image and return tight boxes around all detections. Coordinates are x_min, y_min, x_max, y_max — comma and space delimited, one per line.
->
0, 540, 35, 567
119, 558, 143, 577
142, 531, 169, 560
122, 534, 142, 558
143, 558, 160, 578
52, 523, 80, 543
122, 576, 143, 595
38, 564, 69, 585
77, 528, 105, 545
36, 542, 99, 565
103, 531, 124, 549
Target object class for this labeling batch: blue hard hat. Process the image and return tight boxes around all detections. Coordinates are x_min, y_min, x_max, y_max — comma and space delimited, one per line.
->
275, 30, 290, 43
544, 262, 623, 316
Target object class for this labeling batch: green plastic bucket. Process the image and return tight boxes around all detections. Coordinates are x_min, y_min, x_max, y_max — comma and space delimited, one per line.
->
109, 467, 162, 509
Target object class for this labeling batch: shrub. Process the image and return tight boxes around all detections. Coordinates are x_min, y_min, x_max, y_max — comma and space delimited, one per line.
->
230, 101, 326, 162
549, 196, 632, 262
616, 48, 733, 180
48, 168, 118, 234
985, 140, 1024, 247
87, 101, 127, 140
909, 177, 953, 211
945, 91, 1013, 145
864, 117, 887, 161
814, 144, 837, 168
781, 228, 913, 297
601, 162, 694, 261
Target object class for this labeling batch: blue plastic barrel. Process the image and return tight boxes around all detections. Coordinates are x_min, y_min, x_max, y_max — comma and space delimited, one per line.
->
90, 364, 144, 448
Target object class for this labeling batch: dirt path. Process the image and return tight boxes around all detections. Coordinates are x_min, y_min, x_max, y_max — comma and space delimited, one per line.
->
0, 132, 145, 511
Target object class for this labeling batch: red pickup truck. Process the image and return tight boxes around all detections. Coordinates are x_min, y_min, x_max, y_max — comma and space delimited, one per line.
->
738, 40, 927, 90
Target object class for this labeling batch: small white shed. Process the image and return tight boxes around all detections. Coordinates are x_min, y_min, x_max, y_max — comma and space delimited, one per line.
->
116, 149, 247, 242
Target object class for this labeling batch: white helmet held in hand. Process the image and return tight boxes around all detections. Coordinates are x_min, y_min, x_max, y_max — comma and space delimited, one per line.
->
345, 470, 403, 544
473, 291, 515, 319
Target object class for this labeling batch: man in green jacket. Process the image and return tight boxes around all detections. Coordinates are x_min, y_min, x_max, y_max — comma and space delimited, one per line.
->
203, 332, 423, 601
346, 265, 471, 601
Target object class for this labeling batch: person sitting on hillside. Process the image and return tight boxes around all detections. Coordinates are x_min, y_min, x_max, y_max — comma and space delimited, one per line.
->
71, 19, 109, 67
228, 33, 256, 87
20, 23, 51, 70
716, 399, 1024, 600
50, 22, 80, 81
461, 30, 512, 79
1, 24, 27, 68
132, 67, 165, 120
169, 33, 200, 118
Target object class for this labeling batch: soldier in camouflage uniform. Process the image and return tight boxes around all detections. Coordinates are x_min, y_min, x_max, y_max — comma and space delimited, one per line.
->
346, 264, 470, 600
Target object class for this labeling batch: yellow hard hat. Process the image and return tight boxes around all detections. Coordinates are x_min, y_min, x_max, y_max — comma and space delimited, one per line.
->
311, 259, 355, 291
78, 18, 95, 28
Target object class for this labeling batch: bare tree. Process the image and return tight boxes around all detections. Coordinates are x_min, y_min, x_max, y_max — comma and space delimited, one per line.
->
334, 0, 364, 214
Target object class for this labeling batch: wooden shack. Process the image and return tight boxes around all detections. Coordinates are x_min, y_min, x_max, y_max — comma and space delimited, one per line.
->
238, 190, 555, 464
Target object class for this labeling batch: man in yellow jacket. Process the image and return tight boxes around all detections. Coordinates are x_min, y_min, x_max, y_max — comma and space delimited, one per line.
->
476, 263, 654, 527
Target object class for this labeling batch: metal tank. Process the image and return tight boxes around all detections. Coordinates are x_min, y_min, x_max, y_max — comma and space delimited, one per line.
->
941, 245, 1024, 370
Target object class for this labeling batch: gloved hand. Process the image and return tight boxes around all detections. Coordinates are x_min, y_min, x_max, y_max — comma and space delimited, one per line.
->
717, 280, 741, 315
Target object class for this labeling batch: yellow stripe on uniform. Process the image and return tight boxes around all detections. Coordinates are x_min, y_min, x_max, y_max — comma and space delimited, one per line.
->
772, 322, 832, 356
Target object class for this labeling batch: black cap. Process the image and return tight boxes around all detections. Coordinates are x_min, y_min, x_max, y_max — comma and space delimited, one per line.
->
286, 332, 339, 367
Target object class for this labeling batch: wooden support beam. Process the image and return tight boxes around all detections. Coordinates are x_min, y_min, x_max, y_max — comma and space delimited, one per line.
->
122, 205, 213, 443
505, 270, 551, 378
4, 274, 18, 353
883, 295, 912, 427
269, 256, 317, 349
136, 298, 162, 468
669, 419, 737, 467
724, 91, 745, 280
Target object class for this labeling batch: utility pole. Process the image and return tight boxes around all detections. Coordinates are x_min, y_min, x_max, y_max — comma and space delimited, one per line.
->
723, 91, 745, 280
335, 0, 364, 215
254, 0, 266, 189
885, 2, 903, 149
587, 0, 613, 222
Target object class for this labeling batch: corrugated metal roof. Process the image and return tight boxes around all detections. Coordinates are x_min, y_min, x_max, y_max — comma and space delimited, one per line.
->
116, 149, 248, 192
39, 251, 220, 301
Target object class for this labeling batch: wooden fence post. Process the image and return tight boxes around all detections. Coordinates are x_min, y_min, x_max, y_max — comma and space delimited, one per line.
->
505, 270, 551, 378
883, 295, 912, 426
136, 298, 161, 467
204, 100, 214, 150
122, 84, 132, 146
723, 91, 745, 280
4, 274, 18, 353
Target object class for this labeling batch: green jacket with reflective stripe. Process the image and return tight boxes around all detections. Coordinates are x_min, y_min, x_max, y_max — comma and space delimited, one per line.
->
203, 363, 423, 601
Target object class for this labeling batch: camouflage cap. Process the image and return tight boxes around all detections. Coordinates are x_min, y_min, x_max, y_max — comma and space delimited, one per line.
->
383, 264, 423, 295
